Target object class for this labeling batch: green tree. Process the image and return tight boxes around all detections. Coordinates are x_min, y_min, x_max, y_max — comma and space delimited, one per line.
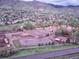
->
68, 18, 79, 27
73, 30, 79, 44
55, 28, 70, 36
23, 21, 35, 30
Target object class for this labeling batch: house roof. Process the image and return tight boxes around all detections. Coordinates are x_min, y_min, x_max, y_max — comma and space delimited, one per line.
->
55, 36, 68, 42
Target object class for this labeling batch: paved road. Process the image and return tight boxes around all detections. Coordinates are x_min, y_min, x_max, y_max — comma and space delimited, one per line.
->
68, 56, 79, 59
12, 48, 79, 59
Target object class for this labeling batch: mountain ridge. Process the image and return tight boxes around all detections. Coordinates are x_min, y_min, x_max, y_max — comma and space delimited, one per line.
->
0, 0, 79, 8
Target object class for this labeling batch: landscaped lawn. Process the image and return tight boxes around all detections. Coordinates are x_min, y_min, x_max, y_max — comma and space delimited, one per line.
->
1, 44, 79, 59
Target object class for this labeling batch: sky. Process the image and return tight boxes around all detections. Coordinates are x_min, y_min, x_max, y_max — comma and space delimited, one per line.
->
22, 0, 79, 6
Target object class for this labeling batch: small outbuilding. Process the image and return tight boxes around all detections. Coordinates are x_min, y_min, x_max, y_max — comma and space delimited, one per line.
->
0, 34, 11, 48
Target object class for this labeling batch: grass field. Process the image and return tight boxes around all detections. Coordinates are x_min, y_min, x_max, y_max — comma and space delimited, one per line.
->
0, 21, 36, 31
1, 44, 79, 59
0, 23, 23, 31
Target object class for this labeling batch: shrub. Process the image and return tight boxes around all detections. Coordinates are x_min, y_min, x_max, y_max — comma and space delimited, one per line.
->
23, 21, 35, 30
51, 42, 55, 45
38, 43, 44, 46
0, 48, 17, 57
45, 43, 48, 45
55, 28, 70, 36
48, 42, 52, 45
38, 44, 41, 46
66, 38, 70, 43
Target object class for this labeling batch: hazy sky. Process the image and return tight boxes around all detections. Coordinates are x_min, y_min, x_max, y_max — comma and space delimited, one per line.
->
22, 0, 79, 6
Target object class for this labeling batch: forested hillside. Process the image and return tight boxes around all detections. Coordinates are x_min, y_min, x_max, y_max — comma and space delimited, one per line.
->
0, 0, 79, 25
